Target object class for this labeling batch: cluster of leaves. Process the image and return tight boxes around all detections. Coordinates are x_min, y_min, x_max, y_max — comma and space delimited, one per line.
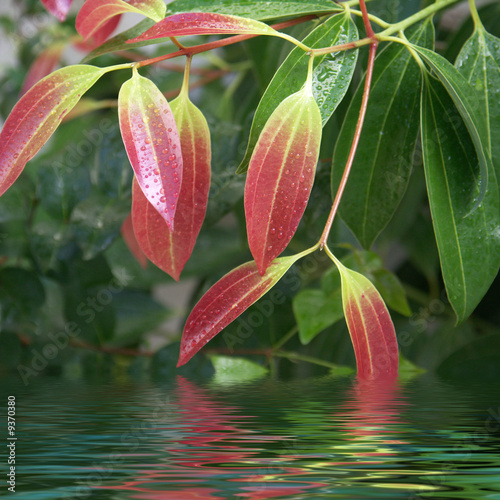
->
0, 0, 499, 382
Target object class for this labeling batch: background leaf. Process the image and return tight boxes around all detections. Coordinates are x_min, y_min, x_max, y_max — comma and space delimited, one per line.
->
332, 20, 434, 248
238, 13, 358, 174
420, 75, 500, 322
41, 0, 73, 21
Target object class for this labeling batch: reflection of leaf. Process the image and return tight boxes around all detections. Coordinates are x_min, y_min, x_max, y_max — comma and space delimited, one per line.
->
245, 86, 321, 275
178, 255, 301, 367
166, 0, 340, 20
238, 13, 358, 173
332, 20, 434, 248
456, 25, 500, 183
420, 75, 500, 322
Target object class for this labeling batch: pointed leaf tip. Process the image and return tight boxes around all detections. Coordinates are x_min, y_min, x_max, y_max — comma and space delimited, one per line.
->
128, 12, 277, 43
337, 263, 399, 380
245, 87, 322, 275
119, 72, 183, 231
41, 0, 73, 21
178, 256, 298, 367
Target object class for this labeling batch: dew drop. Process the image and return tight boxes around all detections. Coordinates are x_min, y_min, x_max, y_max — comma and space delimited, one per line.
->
145, 138, 151, 144
270, 227, 276, 234
169, 154, 176, 161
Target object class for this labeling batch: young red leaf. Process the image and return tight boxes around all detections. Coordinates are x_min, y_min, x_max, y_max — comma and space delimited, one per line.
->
76, 0, 166, 42
244, 85, 322, 275
128, 12, 278, 43
74, 15, 123, 51
20, 43, 65, 96
336, 260, 399, 380
119, 70, 183, 231
121, 212, 148, 269
131, 91, 211, 280
178, 254, 301, 367
0, 65, 106, 197
41, 0, 73, 21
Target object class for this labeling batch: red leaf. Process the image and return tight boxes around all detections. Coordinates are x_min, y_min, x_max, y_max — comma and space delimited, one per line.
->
20, 43, 65, 96
244, 86, 321, 275
132, 92, 210, 281
121, 212, 148, 268
128, 12, 277, 43
74, 15, 122, 51
0, 65, 106, 197
338, 262, 399, 380
76, 0, 166, 41
178, 255, 299, 367
41, 0, 73, 21
119, 71, 183, 231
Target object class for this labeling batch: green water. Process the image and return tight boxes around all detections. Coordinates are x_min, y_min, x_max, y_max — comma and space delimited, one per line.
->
2, 374, 500, 499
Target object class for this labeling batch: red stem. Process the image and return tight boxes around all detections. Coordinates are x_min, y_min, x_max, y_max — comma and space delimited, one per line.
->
319, 40, 378, 248
359, 0, 376, 38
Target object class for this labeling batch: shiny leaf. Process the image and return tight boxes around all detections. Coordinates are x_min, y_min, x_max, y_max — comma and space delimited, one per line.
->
166, 0, 340, 21
118, 71, 183, 231
132, 91, 211, 280
76, 0, 166, 41
456, 25, 500, 183
420, 75, 500, 322
412, 44, 494, 207
128, 12, 279, 43
210, 355, 268, 384
244, 85, 322, 275
0, 65, 106, 197
332, 20, 434, 248
178, 254, 301, 366
41, 0, 73, 21
335, 259, 399, 380
238, 13, 358, 174
121, 213, 148, 269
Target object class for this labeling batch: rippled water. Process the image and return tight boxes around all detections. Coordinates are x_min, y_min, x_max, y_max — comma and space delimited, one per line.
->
3, 373, 500, 499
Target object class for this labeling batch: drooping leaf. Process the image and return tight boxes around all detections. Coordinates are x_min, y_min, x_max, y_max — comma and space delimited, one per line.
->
456, 25, 500, 184
293, 288, 344, 345
81, 18, 157, 63
420, 75, 500, 322
76, 0, 166, 41
245, 86, 321, 275
20, 43, 65, 96
132, 90, 211, 280
118, 70, 183, 231
129, 12, 281, 43
121, 213, 148, 269
166, 0, 340, 21
334, 258, 399, 380
41, 0, 73, 21
332, 20, 434, 248
238, 13, 358, 174
411, 44, 494, 207
0, 65, 106, 197
178, 254, 302, 366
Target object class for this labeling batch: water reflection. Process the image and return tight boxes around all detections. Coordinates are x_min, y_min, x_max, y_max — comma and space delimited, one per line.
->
6, 374, 500, 499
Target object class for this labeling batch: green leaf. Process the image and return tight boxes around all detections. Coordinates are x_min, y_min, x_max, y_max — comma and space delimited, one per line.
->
0, 268, 46, 315
210, 355, 268, 384
293, 288, 343, 344
166, 0, 341, 21
237, 13, 358, 174
411, 44, 494, 209
70, 192, 130, 260
332, 20, 434, 248
456, 26, 500, 185
420, 75, 500, 322
372, 269, 411, 317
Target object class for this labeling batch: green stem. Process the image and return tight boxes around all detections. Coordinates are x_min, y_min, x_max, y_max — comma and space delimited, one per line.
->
379, 0, 460, 37
274, 350, 341, 370
179, 55, 192, 98
468, 0, 483, 30
350, 9, 390, 29
272, 326, 298, 351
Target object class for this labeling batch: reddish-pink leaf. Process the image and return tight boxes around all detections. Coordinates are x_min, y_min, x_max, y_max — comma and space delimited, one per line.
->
178, 255, 300, 367
76, 0, 166, 41
119, 71, 183, 231
74, 15, 123, 51
41, 0, 73, 21
20, 43, 65, 96
131, 92, 210, 280
121, 212, 148, 269
244, 86, 321, 275
337, 262, 399, 380
128, 12, 278, 43
0, 65, 106, 197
